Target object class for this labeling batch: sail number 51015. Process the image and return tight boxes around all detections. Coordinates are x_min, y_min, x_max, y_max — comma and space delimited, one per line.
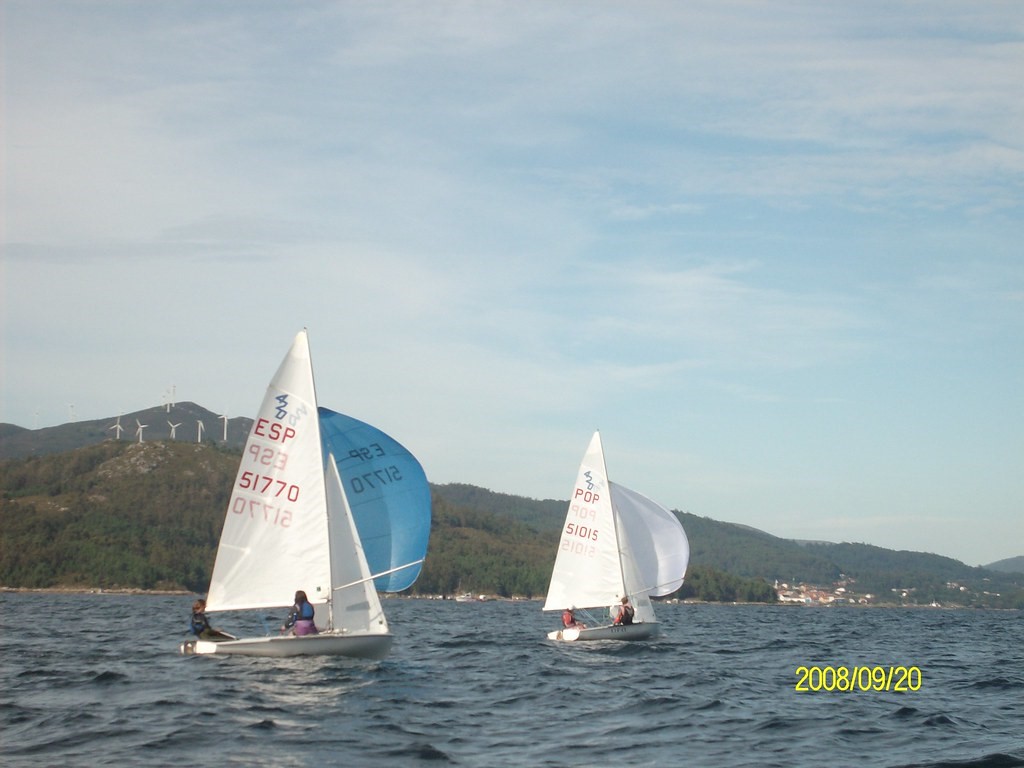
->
564, 522, 598, 541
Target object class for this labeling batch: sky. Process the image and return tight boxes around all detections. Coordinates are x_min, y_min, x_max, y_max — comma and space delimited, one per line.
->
2, 2, 1022, 567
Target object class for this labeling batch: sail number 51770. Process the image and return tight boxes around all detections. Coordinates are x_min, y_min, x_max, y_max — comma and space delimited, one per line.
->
237, 471, 300, 502
231, 497, 293, 528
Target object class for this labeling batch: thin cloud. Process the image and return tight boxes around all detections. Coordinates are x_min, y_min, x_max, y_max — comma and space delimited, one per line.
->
3, 1, 1021, 566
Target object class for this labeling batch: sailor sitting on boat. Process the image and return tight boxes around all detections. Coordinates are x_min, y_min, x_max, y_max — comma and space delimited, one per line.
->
281, 590, 319, 636
562, 609, 585, 629
189, 599, 236, 641
612, 596, 634, 626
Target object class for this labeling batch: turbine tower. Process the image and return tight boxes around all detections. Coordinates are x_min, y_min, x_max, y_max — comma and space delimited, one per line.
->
135, 419, 148, 443
168, 421, 182, 440
220, 414, 229, 442
108, 416, 124, 440
196, 420, 205, 443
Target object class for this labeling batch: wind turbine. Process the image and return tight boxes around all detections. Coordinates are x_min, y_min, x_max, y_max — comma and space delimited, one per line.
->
168, 421, 182, 440
135, 419, 148, 443
108, 416, 124, 440
220, 414, 229, 442
196, 420, 205, 443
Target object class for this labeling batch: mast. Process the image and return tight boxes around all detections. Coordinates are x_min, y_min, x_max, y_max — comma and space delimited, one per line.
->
303, 328, 335, 632
596, 432, 628, 602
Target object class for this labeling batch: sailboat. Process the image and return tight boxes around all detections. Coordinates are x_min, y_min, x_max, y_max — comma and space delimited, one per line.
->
543, 431, 689, 642
180, 330, 431, 659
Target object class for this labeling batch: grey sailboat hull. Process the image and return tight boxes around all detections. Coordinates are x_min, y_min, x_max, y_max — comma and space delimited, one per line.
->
546, 621, 659, 642
180, 630, 393, 659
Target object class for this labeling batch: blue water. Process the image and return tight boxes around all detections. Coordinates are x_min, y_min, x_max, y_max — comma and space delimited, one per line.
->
0, 594, 1021, 767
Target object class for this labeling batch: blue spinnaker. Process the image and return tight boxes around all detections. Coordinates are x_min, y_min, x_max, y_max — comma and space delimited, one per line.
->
318, 407, 431, 592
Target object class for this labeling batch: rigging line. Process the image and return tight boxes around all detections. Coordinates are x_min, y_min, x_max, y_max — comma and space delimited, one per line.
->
575, 607, 602, 625
628, 577, 687, 598
332, 558, 425, 592
630, 581, 688, 598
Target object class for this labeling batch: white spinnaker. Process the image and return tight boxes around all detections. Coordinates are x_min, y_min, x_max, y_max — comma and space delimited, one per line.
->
325, 454, 389, 635
206, 331, 332, 613
611, 481, 690, 600
543, 432, 625, 611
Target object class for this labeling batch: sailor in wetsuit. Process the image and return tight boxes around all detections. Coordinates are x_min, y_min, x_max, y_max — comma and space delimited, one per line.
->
189, 599, 234, 641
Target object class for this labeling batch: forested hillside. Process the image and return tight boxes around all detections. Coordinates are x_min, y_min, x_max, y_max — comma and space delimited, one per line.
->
984, 556, 1024, 575
1, 441, 1020, 607
0, 441, 235, 591
0, 441, 769, 601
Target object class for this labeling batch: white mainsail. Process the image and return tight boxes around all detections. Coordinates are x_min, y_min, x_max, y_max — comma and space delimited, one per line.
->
543, 431, 625, 611
206, 330, 332, 614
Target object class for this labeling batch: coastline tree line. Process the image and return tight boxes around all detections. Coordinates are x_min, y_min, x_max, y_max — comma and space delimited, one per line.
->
1, 441, 1019, 608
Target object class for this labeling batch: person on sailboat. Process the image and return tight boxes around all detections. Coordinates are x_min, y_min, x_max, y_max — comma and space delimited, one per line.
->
189, 599, 235, 641
562, 609, 585, 629
612, 596, 635, 626
281, 590, 319, 636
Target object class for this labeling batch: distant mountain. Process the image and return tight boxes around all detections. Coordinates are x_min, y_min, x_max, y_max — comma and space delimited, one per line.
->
0, 402, 252, 459
431, 483, 1024, 607
431, 483, 567, 534
1, 413, 1021, 606
985, 556, 1024, 575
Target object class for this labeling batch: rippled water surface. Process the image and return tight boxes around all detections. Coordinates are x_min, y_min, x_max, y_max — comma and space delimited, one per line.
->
1, 594, 1021, 767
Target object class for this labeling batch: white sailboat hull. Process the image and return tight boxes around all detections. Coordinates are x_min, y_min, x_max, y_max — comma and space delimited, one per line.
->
546, 622, 660, 642
180, 631, 393, 659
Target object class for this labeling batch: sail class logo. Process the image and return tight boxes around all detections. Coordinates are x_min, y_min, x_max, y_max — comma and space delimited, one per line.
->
274, 394, 290, 420
583, 470, 595, 491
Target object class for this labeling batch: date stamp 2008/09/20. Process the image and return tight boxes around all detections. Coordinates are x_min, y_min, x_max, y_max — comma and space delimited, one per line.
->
795, 665, 922, 692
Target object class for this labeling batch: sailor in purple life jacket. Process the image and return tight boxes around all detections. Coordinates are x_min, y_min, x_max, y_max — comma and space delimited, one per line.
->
281, 590, 319, 636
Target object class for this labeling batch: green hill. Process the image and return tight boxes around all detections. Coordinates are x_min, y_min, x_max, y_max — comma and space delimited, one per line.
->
985, 555, 1024, 575
1, 440, 1021, 607
0, 402, 251, 459
0, 441, 233, 590
418, 484, 1022, 607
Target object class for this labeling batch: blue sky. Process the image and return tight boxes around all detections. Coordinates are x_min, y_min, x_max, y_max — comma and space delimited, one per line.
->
3, 2, 1022, 567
